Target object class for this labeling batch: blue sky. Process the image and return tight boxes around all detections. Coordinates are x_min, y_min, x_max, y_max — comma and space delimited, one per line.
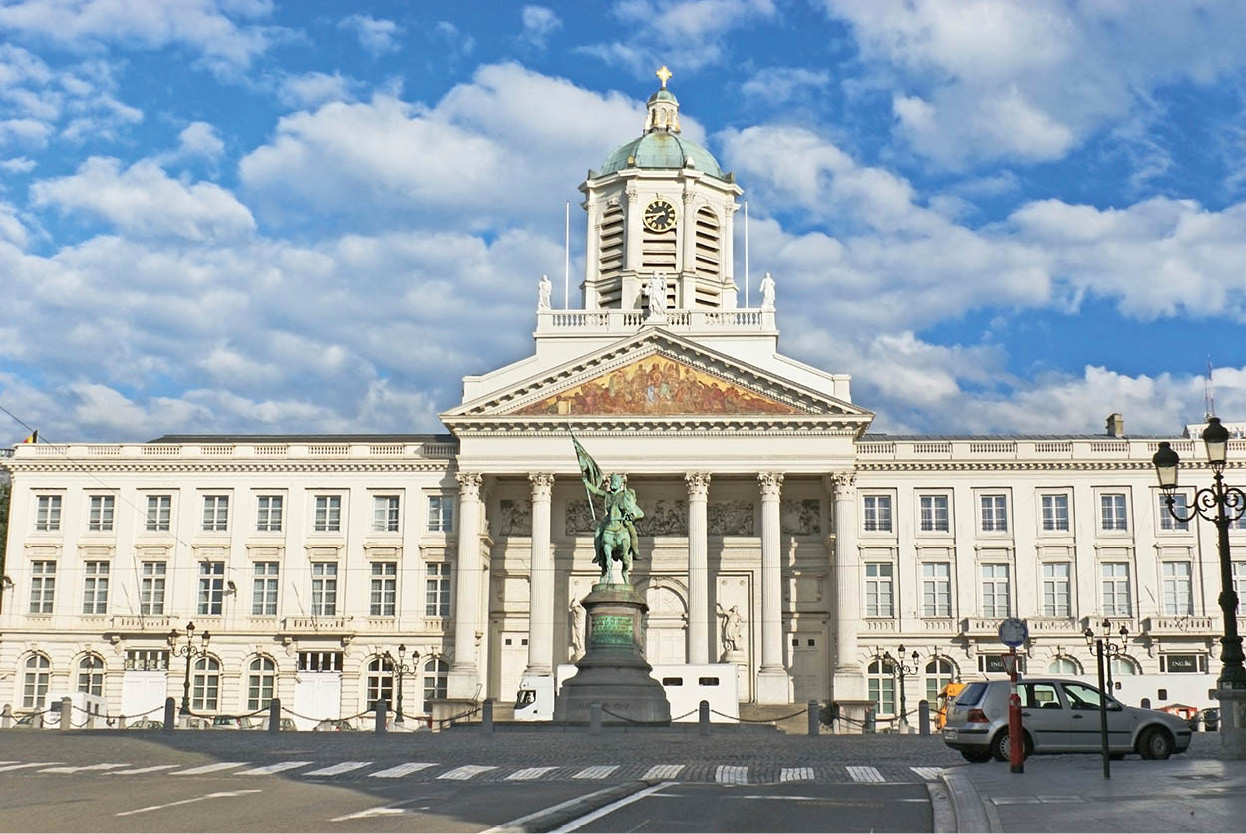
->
4, 0, 1246, 443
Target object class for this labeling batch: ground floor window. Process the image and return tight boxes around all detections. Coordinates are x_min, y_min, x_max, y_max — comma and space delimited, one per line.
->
191, 657, 220, 712
23, 654, 50, 709
422, 658, 448, 714
867, 659, 895, 717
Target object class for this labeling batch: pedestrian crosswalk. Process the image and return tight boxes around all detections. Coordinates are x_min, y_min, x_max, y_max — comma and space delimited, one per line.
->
0, 757, 947, 785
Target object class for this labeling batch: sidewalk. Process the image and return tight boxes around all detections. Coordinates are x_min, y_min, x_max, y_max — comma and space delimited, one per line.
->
942, 752, 1246, 833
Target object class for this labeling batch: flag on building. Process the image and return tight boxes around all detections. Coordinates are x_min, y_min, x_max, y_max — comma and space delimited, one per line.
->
20, 430, 37, 444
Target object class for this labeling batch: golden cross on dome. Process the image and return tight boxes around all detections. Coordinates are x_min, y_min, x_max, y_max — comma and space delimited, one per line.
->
656, 65, 672, 88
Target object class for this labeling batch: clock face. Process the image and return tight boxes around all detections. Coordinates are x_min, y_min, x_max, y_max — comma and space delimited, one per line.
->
643, 199, 677, 232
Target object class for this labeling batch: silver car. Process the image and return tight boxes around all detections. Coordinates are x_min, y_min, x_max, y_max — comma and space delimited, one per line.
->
943, 677, 1192, 763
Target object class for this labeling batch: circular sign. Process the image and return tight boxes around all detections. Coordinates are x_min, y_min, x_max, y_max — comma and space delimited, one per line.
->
998, 618, 1028, 647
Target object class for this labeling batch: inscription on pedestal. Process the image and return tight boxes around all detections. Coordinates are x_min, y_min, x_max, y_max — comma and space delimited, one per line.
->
591, 614, 634, 646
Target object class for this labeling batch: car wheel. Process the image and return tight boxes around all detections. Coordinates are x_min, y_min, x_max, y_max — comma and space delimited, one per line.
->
991, 730, 1030, 762
1138, 727, 1173, 760
961, 749, 993, 764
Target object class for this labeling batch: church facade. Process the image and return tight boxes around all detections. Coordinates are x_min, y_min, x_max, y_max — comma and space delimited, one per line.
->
0, 78, 1233, 728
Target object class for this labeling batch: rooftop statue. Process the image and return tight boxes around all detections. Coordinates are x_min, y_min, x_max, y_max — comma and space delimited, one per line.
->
571, 433, 644, 585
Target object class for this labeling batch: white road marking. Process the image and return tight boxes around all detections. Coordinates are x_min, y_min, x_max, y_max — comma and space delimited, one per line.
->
572, 765, 619, 779
172, 762, 250, 775
642, 764, 685, 780
236, 761, 313, 776
330, 807, 408, 821
302, 761, 371, 777
552, 782, 675, 833
438, 765, 497, 780
847, 766, 885, 783
108, 765, 180, 775
41, 763, 129, 774
116, 789, 262, 817
716, 765, 748, 784
780, 767, 814, 782
0, 762, 61, 772
911, 767, 943, 781
369, 762, 437, 778
507, 767, 560, 781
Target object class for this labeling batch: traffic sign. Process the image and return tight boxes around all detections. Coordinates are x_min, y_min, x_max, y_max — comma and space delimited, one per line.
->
998, 618, 1028, 647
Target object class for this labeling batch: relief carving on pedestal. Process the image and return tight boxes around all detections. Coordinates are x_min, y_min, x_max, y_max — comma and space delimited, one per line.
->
781, 499, 822, 535
708, 501, 754, 536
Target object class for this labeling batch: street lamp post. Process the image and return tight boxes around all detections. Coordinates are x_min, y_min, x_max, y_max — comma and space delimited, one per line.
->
382, 644, 418, 725
1083, 620, 1130, 692
882, 645, 920, 730
167, 622, 210, 718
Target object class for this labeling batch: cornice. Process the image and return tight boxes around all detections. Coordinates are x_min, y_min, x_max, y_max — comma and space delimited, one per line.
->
449, 418, 866, 436
2, 460, 454, 475
856, 460, 1165, 473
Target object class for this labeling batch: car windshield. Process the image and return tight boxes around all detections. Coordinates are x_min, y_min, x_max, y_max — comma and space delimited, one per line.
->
955, 682, 988, 706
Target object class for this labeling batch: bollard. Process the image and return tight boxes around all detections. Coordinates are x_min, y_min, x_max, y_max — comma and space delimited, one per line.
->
59, 696, 72, 731
918, 699, 931, 737
589, 702, 602, 735
86, 705, 97, 730
2, 703, 12, 730
375, 699, 389, 733
482, 698, 494, 734
864, 707, 876, 734
699, 699, 710, 737
163, 697, 175, 732
117, 715, 126, 730
807, 700, 819, 736
268, 698, 281, 733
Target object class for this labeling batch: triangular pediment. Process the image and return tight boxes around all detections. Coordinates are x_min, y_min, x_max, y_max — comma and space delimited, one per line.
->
442, 330, 870, 423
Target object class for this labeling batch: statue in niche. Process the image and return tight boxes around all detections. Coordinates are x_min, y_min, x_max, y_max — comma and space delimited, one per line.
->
538, 274, 552, 310
568, 598, 586, 660
717, 603, 745, 653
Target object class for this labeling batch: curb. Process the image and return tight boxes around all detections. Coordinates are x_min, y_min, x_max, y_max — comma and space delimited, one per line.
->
940, 770, 999, 833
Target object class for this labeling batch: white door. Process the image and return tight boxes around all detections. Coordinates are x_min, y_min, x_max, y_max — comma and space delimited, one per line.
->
293, 673, 341, 730
494, 630, 528, 703
789, 633, 827, 704
121, 672, 168, 724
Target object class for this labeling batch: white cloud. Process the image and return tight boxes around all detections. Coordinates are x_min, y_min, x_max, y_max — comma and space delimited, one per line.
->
0, 155, 35, 172
741, 67, 830, 103
277, 71, 355, 109
30, 156, 255, 242
434, 21, 475, 55
520, 6, 561, 47
339, 14, 402, 57
176, 121, 224, 159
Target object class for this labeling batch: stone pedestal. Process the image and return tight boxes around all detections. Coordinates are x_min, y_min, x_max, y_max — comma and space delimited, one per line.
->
554, 583, 671, 724
1217, 684, 1246, 759
429, 698, 478, 733
833, 698, 874, 735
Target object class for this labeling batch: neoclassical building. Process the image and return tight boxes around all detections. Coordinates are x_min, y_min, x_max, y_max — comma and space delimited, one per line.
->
0, 77, 1232, 728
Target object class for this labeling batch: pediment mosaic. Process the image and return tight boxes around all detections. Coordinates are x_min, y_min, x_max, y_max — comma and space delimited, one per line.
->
516, 354, 801, 417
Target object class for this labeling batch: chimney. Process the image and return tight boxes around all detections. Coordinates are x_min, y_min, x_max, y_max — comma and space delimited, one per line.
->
1106, 413, 1125, 438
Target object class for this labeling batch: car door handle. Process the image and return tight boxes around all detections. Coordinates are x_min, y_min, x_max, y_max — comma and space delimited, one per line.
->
1072, 714, 1084, 719
1021, 711, 1033, 717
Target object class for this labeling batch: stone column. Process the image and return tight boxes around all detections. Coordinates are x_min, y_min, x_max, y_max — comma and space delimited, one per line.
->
829, 471, 869, 727
686, 472, 711, 664
756, 471, 789, 703
447, 472, 483, 700
525, 473, 555, 677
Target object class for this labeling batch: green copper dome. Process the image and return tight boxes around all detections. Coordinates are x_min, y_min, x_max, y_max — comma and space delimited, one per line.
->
599, 132, 724, 178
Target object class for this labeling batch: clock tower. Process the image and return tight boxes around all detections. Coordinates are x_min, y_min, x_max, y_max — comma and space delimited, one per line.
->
581, 68, 744, 312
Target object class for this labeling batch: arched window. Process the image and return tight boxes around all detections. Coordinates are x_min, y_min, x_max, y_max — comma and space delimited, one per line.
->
23, 654, 50, 709
925, 657, 956, 704
1048, 657, 1080, 675
422, 657, 449, 714
77, 654, 105, 696
366, 656, 394, 709
867, 659, 895, 717
247, 657, 276, 712
1110, 656, 1139, 677
191, 657, 220, 712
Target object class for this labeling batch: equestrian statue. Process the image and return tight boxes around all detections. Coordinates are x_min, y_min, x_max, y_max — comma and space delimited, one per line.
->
571, 434, 644, 585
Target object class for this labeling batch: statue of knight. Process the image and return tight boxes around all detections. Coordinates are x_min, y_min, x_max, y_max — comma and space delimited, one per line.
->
571, 433, 644, 585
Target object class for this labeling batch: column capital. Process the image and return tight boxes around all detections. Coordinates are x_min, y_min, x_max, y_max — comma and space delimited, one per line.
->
456, 471, 483, 498
529, 472, 555, 500
685, 471, 711, 499
826, 470, 856, 499
758, 471, 784, 499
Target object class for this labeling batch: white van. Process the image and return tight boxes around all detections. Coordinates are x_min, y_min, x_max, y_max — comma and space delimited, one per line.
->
42, 692, 107, 729
515, 663, 739, 722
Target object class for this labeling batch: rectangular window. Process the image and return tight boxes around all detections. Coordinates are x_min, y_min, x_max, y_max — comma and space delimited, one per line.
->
1042, 562, 1071, 617
980, 494, 1008, 533
252, 562, 279, 616
81, 561, 109, 614
864, 562, 894, 617
428, 495, 454, 533
1041, 494, 1069, 532
370, 562, 397, 616
1235, 562, 1246, 604
1159, 494, 1190, 531
863, 495, 893, 533
373, 495, 400, 533
921, 562, 951, 617
29, 561, 55, 614
1100, 493, 1128, 531
256, 495, 283, 533
88, 495, 115, 532
140, 562, 166, 615
919, 495, 949, 533
1163, 561, 1193, 616
198, 560, 225, 615
202, 495, 229, 532
314, 495, 341, 533
981, 564, 1011, 617
146, 495, 172, 532
425, 562, 451, 616
311, 562, 338, 616
35, 495, 62, 532
1101, 562, 1132, 616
